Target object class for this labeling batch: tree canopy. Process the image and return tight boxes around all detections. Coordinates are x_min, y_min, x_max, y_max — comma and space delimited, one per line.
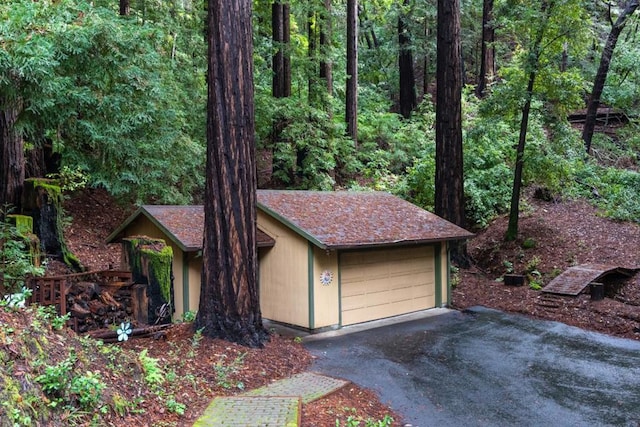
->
0, 0, 638, 230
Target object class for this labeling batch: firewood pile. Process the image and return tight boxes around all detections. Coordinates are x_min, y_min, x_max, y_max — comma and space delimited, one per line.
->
67, 279, 134, 333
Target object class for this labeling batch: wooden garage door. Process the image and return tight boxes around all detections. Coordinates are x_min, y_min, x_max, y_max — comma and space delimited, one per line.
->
340, 246, 435, 326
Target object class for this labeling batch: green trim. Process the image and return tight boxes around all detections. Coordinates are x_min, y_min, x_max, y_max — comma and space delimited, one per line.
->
446, 245, 451, 305
182, 251, 190, 314
337, 253, 342, 327
434, 243, 442, 307
259, 205, 328, 250
307, 243, 315, 329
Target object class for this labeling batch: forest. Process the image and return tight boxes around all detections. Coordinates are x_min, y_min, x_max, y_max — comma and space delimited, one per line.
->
0, 0, 638, 231
1, 0, 640, 425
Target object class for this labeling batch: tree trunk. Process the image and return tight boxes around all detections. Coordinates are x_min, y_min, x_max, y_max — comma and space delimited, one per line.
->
0, 98, 25, 214
398, 0, 417, 119
476, 0, 494, 98
320, 0, 333, 96
346, 0, 358, 144
283, 3, 291, 97
505, 1, 549, 241
582, 0, 638, 153
505, 71, 536, 241
197, 0, 268, 348
272, 1, 285, 98
435, 0, 466, 265
119, 0, 130, 16
308, 8, 318, 103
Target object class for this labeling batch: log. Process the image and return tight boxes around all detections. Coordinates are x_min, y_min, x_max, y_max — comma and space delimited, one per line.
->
87, 323, 173, 342
87, 300, 107, 316
71, 303, 91, 319
99, 290, 122, 310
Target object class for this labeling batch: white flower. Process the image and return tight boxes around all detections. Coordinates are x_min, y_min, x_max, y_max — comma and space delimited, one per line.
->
117, 322, 132, 342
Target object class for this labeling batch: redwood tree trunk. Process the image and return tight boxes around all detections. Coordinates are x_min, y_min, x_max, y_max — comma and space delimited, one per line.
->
119, 0, 130, 16
476, 0, 494, 98
196, 0, 268, 347
346, 0, 358, 143
398, 0, 417, 119
435, 0, 466, 264
582, 0, 638, 153
0, 98, 25, 214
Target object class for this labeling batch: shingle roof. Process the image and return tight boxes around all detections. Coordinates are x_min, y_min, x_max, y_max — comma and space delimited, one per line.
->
107, 191, 472, 252
257, 190, 473, 249
106, 205, 275, 252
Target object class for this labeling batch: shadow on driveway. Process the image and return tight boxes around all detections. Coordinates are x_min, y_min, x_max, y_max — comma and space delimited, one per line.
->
304, 307, 640, 427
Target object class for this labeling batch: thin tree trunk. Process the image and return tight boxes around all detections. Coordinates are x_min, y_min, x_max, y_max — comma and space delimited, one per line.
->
308, 8, 318, 103
476, 0, 494, 97
435, 0, 466, 264
0, 98, 25, 214
582, 0, 638, 153
272, 1, 285, 98
505, 1, 549, 241
346, 0, 358, 144
320, 0, 333, 96
398, 0, 417, 119
197, 0, 268, 348
505, 71, 536, 241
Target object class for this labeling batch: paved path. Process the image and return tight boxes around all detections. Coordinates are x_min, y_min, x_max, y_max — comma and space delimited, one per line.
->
193, 372, 348, 426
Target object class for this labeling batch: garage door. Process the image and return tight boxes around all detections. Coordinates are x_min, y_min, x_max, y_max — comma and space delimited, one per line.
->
340, 246, 435, 326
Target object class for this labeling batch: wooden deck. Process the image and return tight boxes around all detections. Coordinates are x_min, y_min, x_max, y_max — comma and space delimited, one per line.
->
542, 264, 638, 296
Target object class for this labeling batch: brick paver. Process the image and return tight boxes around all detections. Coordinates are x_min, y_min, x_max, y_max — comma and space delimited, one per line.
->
193, 396, 300, 427
244, 372, 349, 403
193, 372, 349, 426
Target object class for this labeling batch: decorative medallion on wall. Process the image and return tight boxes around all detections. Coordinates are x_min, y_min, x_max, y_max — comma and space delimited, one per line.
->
320, 270, 334, 286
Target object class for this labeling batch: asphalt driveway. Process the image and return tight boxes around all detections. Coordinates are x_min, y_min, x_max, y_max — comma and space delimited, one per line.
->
303, 307, 640, 427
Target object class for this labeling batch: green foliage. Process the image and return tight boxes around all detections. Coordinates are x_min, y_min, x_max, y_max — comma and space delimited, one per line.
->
0, 210, 44, 297
181, 310, 197, 323
214, 352, 247, 390
35, 305, 70, 331
139, 349, 165, 388
166, 397, 186, 416
0, 0, 206, 205
46, 166, 89, 193
571, 161, 640, 222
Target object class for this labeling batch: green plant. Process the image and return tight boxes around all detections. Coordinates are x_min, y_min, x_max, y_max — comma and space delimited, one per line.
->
69, 371, 105, 409
46, 166, 89, 193
214, 352, 246, 390
503, 260, 514, 274
36, 305, 70, 330
181, 310, 197, 323
0, 210, 44, 298
166, 397, 186, 415
139, 349, 165, 387
522, 238, 537, 249
529, 281, 543, 291
35, 354, 76, 406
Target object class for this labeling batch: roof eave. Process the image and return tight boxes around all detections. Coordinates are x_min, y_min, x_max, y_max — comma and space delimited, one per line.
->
105, 207, 190, 253
257, 203, 329, 250
323, 234, 474, 251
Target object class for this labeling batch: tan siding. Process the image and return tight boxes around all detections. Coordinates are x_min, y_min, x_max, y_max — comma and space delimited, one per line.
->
312, 247, 339, 328
340, 246, 435, 326
257, 212, 310, 328
439, 243, 449, 306
187, 257, 202, 317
